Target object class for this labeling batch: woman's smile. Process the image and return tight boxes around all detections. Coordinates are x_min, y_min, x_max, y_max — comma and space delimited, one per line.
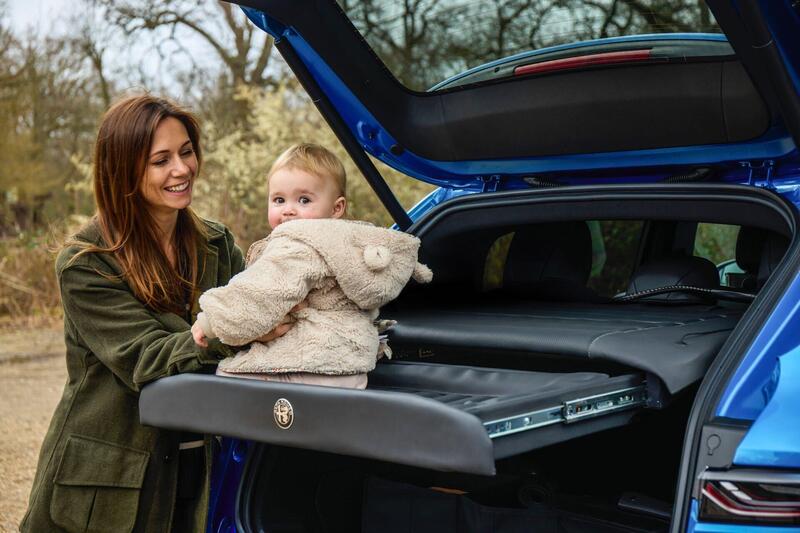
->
164, 180, 191, 194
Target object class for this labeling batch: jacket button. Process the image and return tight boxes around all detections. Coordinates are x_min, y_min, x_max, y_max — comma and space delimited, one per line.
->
163, 453, 172, 463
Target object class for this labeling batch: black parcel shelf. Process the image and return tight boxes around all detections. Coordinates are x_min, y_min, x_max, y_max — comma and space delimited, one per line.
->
384, 301, 743, 394
139, 362, 649, 476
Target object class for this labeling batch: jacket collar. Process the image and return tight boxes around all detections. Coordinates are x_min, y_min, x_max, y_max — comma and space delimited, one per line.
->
202, 219, 226, 243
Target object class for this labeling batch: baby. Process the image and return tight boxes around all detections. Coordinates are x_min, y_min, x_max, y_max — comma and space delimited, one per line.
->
191, 143, 431, 389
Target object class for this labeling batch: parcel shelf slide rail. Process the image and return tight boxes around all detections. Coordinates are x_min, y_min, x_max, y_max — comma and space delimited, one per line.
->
484, 384, 648, 439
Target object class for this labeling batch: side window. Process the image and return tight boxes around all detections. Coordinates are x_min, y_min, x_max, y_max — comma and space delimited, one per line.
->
586, 221, 644, 297
693, 223, 741, 286
483, 232, 514, 291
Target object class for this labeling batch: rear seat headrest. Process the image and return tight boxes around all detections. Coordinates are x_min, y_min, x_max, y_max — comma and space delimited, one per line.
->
735, 227, 763, 275
627, 255, 718, 303
503, 222, 593, 291
736, 227, 789, 289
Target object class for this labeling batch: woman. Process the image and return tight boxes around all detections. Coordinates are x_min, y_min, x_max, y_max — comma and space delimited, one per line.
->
20, 94, 285, 532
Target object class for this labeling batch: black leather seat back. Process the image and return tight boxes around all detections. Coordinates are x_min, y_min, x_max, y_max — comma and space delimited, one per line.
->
502, 222, 598, 301
626, 255, 719, 303
735, 227, 789, 289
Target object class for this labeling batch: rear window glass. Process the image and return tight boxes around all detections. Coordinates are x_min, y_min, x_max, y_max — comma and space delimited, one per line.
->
693, 222, 741, 287
337, 0, 722, 91
483, 221, 747, 296
693, 222, 739, 266
483, 220, 643, 297
587, 220, 644, 297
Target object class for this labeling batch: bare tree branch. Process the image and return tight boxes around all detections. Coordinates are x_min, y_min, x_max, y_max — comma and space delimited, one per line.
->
96, 0, 276, 89
618, 0, 694, 32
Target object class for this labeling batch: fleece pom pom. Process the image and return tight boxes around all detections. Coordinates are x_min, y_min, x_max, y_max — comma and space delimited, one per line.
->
412, 262, 433, 283
363, 245, 392, 271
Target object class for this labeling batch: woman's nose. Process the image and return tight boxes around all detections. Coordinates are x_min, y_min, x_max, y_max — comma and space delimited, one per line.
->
170, 156, 191, 177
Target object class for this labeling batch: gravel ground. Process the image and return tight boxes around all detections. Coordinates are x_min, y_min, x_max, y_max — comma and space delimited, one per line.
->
0, 328, 65, 533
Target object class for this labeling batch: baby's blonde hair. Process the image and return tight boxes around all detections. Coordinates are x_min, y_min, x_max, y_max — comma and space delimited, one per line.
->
268, 143, 346, 197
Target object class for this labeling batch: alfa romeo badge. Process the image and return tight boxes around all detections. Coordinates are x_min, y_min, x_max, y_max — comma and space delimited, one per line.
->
273, 398, 294, 429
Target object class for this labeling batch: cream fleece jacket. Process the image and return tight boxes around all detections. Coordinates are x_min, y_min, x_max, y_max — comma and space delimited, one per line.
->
196, 218, 432, 375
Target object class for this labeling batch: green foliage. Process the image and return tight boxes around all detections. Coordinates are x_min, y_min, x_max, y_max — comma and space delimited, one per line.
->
483, 232, 514, 291
196, 85, 434, 250
694, 223, 739, 266
0, 23, 104, 234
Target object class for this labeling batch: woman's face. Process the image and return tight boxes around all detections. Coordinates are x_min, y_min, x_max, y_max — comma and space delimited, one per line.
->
140, 117, 198, 220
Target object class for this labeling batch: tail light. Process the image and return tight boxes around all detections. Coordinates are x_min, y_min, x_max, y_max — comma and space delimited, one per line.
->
699, 471, 800, 526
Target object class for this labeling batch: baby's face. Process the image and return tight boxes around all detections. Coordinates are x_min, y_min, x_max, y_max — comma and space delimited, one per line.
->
268, 167, 346, 229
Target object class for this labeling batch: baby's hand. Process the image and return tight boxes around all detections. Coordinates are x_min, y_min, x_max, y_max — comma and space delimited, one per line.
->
191, 322, 208, 348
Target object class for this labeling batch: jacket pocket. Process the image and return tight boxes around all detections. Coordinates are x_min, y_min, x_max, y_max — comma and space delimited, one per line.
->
50, 435, 150, 533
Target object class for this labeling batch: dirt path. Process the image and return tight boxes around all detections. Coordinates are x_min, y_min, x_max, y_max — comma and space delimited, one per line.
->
0, 328, 65, 533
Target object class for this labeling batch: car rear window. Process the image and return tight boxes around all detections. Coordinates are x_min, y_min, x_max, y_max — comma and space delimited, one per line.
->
483, 220, 749, 296
483, 220, 643, 297
587, 220, 644, 297
336, 0, 722, 91
693, 222, 742, 287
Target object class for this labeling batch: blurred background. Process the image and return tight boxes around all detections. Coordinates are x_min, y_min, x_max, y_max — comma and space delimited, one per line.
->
0, 0, 441, 330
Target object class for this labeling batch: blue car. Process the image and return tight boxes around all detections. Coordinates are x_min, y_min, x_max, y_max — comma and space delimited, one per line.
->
140, 1, 800, 532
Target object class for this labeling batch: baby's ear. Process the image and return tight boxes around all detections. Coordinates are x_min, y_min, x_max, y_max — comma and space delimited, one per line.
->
332, 196, 347, 219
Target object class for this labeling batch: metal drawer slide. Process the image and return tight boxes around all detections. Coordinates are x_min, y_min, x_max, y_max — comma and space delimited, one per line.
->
485, 384, 648, 439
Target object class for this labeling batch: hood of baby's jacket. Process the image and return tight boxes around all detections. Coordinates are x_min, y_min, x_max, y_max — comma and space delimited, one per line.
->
269, 218, 431, 309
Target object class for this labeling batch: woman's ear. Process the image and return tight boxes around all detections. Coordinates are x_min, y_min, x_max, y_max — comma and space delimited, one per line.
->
332, 196, 347, 219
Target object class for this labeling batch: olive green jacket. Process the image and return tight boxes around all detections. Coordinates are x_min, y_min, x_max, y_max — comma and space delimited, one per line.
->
20, 218, 245, 533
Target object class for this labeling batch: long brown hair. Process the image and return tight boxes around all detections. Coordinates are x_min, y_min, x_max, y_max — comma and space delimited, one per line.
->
73, 94, 207, 313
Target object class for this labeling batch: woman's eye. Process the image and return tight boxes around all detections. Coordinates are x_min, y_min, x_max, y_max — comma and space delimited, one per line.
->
181, 149, 194, 157
299, 196, 311, 204
153, 159, 167, 166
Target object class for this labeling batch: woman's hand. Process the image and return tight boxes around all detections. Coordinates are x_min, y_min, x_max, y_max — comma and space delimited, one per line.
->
253, 300, 308, 343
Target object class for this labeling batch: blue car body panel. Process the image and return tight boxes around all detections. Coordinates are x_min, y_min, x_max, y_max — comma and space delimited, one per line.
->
207, 3, 800, 532
208, 439, 249, 533
714, 272, 800, 421
733, 347, 800, 468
